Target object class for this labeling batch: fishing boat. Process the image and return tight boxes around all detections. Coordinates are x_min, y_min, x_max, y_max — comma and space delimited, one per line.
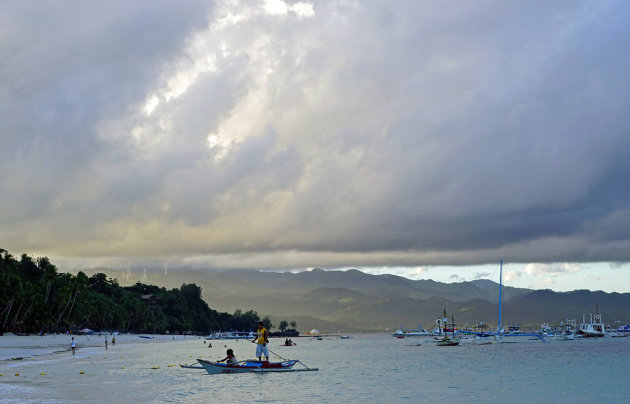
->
435, 336, 460, 346
543, 319, 577, 341
577, 307, 605, 338
197, 358, 317, 374
433, 311, 461, 346
610, 324, 630, 337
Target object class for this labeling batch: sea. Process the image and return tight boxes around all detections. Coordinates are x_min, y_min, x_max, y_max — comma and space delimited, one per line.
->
1, 333, 629, 403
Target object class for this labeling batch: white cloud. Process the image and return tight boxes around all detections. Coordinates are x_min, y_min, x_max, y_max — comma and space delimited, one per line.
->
504, 270, 521, 283
410, 267, 428, 276
524, 263, 582, 277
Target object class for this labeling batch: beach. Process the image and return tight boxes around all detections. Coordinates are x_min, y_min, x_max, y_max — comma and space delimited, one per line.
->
0, 333, 185, 361
0, 333, 200, 403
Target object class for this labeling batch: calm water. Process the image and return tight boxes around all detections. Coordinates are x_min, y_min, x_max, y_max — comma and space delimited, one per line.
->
2, 334, 630, 403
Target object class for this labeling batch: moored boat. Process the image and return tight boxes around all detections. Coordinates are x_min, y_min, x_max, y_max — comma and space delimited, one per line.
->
204, 331, 256, 340
577, 307, 605, 338
433, 311, 461, 346
391, 325, 431, 338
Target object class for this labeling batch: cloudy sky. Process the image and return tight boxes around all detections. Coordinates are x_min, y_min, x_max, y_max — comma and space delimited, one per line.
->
2, 0, 630, 292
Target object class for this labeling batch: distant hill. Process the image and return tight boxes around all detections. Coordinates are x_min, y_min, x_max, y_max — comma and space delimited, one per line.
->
67, 267, 630, 333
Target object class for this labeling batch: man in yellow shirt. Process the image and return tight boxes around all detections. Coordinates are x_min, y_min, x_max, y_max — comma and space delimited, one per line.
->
251, 321, 269, 361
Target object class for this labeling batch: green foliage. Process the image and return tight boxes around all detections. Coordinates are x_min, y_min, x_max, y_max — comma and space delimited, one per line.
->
279, 320, 288, 332
0, 250, 260, 335
262, 315, 273, 330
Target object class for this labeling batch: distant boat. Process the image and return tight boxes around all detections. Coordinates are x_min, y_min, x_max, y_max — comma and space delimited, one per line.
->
610, 324, 630, 337
391, 325, 431, 338
433, 311, 461, 346
544, 319, 577, 341
204, 331, 256, 340
577, 307, 605, 338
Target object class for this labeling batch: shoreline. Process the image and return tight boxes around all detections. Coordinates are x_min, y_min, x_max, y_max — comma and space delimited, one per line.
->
0, 333, 195, 362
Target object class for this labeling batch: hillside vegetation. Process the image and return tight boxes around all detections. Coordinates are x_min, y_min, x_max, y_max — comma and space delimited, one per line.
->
0, 250, 272, 335
70, 266, 630, 333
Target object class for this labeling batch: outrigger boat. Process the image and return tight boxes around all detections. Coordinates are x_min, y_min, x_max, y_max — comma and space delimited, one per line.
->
433, 310, 461, 346
196, 358, 318, 374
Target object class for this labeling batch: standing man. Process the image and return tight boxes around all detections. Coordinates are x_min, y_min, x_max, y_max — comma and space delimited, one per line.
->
251, 321, 269, 361
71, 337, 77, 355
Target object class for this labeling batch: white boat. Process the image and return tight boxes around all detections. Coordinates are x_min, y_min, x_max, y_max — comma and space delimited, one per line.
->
545, 319, 577, 341
497, 329, 545, 343
391, 325, 431, 338
610, 324, 630, 337
204, 331, 256, 340
577, 309, 605, 338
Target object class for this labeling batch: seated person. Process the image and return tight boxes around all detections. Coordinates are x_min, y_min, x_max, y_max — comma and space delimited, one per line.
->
217, 348, 238, 364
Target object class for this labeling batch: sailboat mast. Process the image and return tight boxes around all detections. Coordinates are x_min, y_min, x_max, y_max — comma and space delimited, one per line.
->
497, 260, 503, 333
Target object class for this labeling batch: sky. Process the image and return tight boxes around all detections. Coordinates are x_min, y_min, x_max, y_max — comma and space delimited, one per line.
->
2, 0, 630, 292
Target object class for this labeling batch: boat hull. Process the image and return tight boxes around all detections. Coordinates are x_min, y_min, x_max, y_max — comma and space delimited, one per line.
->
498, 334, 545, 343
576, 331, 605, 338
197, 359, 298, 374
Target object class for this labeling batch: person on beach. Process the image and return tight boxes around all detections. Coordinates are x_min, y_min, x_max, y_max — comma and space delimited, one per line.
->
251, 321, 269, 361
217, 349, 238, 364
105, 338, 108, 350
71, 337, 76, 355
112, 336, 116, 345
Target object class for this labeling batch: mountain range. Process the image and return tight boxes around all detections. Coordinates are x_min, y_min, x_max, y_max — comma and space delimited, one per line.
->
69, 267, 630, 333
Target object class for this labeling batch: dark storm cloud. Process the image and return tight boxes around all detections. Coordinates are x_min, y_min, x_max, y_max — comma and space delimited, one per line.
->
1, 0, 630, 269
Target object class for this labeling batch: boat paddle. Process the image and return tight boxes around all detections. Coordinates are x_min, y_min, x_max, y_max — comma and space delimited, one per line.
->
268, 348, 313, 371
267, 348, 287, 361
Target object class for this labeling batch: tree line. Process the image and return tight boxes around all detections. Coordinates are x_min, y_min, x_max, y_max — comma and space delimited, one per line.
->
0, 249, 273, 335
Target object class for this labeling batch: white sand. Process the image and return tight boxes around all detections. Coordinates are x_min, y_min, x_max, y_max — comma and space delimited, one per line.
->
0, 333, 180, 361
0, 334, 94, 361
0, 333, 208, 402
